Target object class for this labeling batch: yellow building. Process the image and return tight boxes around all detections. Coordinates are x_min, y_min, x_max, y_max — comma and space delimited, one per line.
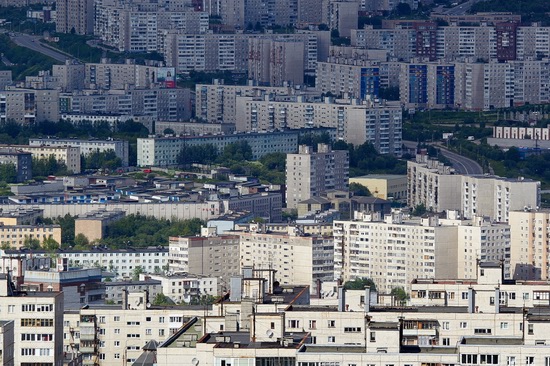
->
349, 174, 407, 200
0, 224, 61, 249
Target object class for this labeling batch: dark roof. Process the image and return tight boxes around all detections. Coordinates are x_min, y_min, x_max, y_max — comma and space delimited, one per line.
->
460, 337, 523, 346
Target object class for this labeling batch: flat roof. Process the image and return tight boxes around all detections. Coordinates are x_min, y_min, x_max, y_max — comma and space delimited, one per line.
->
351, 174, 407, 180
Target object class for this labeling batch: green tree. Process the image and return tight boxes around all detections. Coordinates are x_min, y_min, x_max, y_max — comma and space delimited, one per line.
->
217, 141, 253, 164
391, 287, 410, 306
349, 183, 371, 196
0, 163, 17, 183
23, 236, 41, 249
132, 265, 145, 281
177, 144, 219, 166
42, 237, 60, 251
0, 242, 12, 250
74, 233, 90, 249
83, 150, 122, 170
343, 277, 377, 291
412, 204, 427, 216
152, 293, 174, 305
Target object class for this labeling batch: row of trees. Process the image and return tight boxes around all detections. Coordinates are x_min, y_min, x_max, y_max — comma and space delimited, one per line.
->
343, 277, 410, 305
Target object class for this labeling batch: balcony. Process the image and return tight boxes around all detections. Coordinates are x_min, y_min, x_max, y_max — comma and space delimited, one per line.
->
79, 346, 97, 354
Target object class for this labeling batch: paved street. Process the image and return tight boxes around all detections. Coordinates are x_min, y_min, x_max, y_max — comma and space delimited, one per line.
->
9, 32, 73, 63
403, 140, 484, 175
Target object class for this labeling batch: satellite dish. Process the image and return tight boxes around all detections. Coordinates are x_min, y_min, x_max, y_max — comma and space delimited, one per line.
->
192, 358, 199, 366
266, 329, 274, 338
146, 302, 151, 308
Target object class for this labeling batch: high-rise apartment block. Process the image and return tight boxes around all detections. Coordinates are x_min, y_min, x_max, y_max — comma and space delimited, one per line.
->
407, 155, 540, 221
236, 96, 402, 153
56, 0, 94, 34
509, 209, 550, 281
334, 210, 511, 293
237, 223, 334, 293
285, 144, 349, 209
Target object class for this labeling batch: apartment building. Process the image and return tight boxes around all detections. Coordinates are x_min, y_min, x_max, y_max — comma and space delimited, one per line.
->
0, 320, 14, 366
399, 62, 456, 109
63, 291, 206, 366
316, 58, 381, 99
509, 209, 550, 281
59, 88, 193, 123
0, 149, 32, 182
137, 130, 299, 166
237, 223, 334, 293
163, 33, 249, 73
30, 138, 129, 167
223, 192, 283, 222
0, 224, 61, 249
0, 144, 81, 174
195, 81, 293, 123
94, 0, 209, 52
104, 279, 162, 304
407, 155, 540, 221
235, 96, 403, 153
0, 89, 60, 125
0, 274, 63, 366
493, 125, 550, 140
351, 26, 416, 61
334, 210, 511, 293
141, 273, 219, 303
56, 0, 94, 34
168, 227, 241, 282
349, 174, 407, 200
0, 208, 43, 225
0, 71, 12, 90
74, 210, 126, 242
15, 247, 170, 279
248, 38, 304, 86
286, 144, 349, 209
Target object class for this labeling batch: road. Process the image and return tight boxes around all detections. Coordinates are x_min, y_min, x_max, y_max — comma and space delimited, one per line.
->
431, 0, 484, 16
8, 32, 73, 63
403, 141, 484, 175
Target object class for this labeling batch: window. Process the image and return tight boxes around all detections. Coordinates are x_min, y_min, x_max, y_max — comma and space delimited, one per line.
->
462, 354, 478, 364
159, 317, 165, 323
545, 357, 550, 366
114, 316, 120, 322
474, 328, 491, 334
159, 329, 165, 337
523, 293, 530, 300
127, 334, 141, 338
442, 321, 449, 330
114, 329, 120, 334
462, 292, 469, 299
460, 322, 468, 329
328, 320, 335, 328
288, 320, 300, 328
480, 355, 499, 364
99, 316, 106, 323
146, 329, 152, 335
114, 341, 120, 347
370, 332, 376, 342
507, 356, 516, 366
309, 320, 316, 329
327, 336, 335, 343
8, 305, 14, 313
528, 324, 534, 335
99, 329, 105, 335
500, 322, 509, 329
114, 354, 120, 359
99, 353, 106, 360
344, 327, 361, 333
525, 357, 534, 365
442, 338, 450, 346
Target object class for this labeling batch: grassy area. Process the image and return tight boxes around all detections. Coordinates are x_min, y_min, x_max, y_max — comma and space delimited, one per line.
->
0, 34, 60, 80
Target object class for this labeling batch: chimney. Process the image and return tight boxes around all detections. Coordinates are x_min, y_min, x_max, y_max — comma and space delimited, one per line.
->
468, 287, 475, 313
338, 286, 346, 312
364, 287, 370, 313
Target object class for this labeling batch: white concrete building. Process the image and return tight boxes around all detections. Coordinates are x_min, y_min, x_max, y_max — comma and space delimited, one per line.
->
29, 137, 129, 167
0, 144, 81, 174
407, 155, 540, 221
0, 274, 63, 366
140, 273, 219, 303
237, 223, 334, 293
137, 130, 299, 167
334, 210, 511, 293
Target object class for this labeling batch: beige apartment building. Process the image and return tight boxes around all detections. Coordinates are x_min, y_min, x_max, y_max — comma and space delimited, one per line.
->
168, 227, 241, 282
349, 174, 407, 200
236, 223, 334, 293
74, 210, 126, 242
334, 210, 511, 293
285, 144, 349, 209
0, 275, 64, 366
509, 209, 550, 280
0, 224, 61, 249
0, 144, 81, 174
407, 155, 540, 221
195, 81, 293, 123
